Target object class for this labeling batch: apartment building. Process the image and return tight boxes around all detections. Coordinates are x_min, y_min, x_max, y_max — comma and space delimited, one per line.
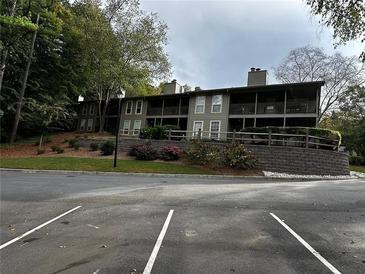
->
76, 68, 324, 136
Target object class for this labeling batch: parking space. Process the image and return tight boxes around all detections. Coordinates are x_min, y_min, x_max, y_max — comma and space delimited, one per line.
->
0, 171, 364, 273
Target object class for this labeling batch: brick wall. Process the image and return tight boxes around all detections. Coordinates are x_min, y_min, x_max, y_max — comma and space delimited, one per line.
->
81, 138, 350, 176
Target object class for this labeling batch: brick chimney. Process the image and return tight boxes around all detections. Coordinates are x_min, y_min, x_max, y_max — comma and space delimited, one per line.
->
247, 68, 267, 86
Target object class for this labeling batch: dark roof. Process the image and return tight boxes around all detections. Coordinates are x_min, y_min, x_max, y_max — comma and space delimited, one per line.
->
78, 81, 325, 103
185, 81, 325, 95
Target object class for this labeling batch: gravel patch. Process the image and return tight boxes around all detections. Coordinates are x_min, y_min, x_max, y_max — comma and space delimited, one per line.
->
263, 170, 364, 180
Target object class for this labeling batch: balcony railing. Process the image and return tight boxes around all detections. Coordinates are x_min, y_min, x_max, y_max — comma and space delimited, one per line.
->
286, 101, 316, 113
229, 103, 255, 114
257, 102, 284, 114
147, 107, 162, 116
163, 106, 179, 115
180, 105, 189, 115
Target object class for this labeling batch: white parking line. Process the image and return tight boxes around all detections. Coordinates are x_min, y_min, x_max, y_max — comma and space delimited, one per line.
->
270, 212, 342, 274
143, 209, 174, 274
0, 206, 82, 250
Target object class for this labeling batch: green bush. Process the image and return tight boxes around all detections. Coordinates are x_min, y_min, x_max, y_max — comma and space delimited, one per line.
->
223, 142, 257, 169
140, 126, 167, 140
89, 142, 99, 151
101, 141, 115, 155
185, 140, 220, 166
349, 155, 365, 166
55, 147, 64, 154
68, 139, 79, 148
73, 141, 81, 151
37, 148, 46, 155
134, 143, 158, 160
51, 145, 59, 152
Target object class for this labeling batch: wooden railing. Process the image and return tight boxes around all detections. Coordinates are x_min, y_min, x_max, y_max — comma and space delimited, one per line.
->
119, 129, 340, 151
165, 129, 340, 151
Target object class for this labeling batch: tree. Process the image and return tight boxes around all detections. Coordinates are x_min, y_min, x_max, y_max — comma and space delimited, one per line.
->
9, 13, 40, 144
0, 0, 78, 141
305, 0, 365, 61
72, 0, 170, 132
23, 95, 74, 148
274, 46, 365, 120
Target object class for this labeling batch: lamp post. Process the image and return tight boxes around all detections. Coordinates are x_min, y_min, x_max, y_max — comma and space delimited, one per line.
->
113, 90, 125, 168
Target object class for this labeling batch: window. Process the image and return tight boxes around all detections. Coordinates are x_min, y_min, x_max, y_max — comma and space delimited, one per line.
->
80, 119, 86, 131
87, 119, 93, 131
89, 104, 95, 115
133, 120, 141, 135
193, 121, 203, 137
82, 105, 87, 115
210, 120, 221, 139
195, 96, 205, 114
135, 100, 143, 114
211, 95, 222, 113
122, 120, 130, 135
125, 101, 133, 115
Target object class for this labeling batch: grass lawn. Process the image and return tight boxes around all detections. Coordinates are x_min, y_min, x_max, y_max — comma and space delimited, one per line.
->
0, 157, 212, 175
350, 165, 365, 173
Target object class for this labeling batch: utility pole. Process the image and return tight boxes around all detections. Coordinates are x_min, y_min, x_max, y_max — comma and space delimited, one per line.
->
113, 97, 123, 167
9, 13, 40, 144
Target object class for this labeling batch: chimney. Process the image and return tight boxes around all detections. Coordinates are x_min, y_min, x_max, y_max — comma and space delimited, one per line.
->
163, 80, 182, 94
247, 68, 267, 86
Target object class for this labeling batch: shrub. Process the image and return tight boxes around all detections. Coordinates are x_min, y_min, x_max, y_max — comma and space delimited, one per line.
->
101, 141, 115, 155
37, 148, 46, 155
185, 140, 220, 166
34, 135, 52, 146
349, 155, 365, 166
73, 141, 81, 151
89, 142, 99, 151
128, 144, 143, 157
134, 143, 158, 160
223, 142, 257, 169
159, 146, 183, 161
55, 147, 64, 154
140, 126, 168, 140
68, 139, 78, 148
51, 145, 59, 152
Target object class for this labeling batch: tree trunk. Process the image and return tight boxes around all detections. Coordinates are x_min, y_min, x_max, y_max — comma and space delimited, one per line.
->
0, 0, 18, 92
38, 132, 43, 150
99, 99, 109, 133
9, 13, 40, 144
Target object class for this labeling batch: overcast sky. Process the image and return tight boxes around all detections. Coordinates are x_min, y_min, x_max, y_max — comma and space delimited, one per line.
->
140, 0, 363, 89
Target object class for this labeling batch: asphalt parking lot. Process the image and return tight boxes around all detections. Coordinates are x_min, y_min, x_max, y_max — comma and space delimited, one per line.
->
0, 170, 364, 274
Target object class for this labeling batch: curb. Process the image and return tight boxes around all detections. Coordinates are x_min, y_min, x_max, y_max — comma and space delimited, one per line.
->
0, 168, 359, 181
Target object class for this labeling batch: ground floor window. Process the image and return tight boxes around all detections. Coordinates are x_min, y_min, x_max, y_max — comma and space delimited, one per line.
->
210, 120, 221, 139
80, 119, 86, 131
133, 120, 141, 135
193, 121, 203, 137
87, 119, 93, 131
122, 120, 130, 135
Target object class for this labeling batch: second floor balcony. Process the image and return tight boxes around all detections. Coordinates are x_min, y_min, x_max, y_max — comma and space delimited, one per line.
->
229, 100, 317, 115
146, 105, 189, 116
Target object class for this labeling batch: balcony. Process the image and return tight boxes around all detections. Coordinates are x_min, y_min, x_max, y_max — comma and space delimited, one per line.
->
257, 102, 284, 114
229, 103, 255, 115
163, 106, 179, 115
147, 107, 162, 116
180, 105, 189, 115
286, 101, 316, 113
